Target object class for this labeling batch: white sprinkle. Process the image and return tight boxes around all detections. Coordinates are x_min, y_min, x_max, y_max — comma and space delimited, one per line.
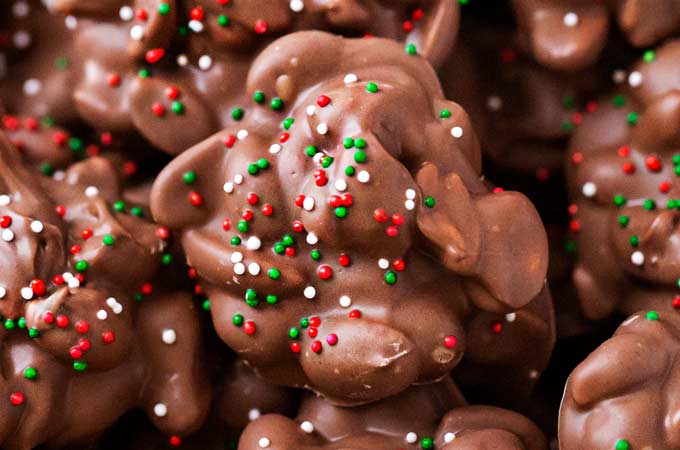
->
223, 182, 234, 193
237, 129, 249, 140
306, 232, 318, 245
119, 6, 134, 21
313, 153, 325, 165
405, 200, 415, 210
357, 171, 370, 183
248, 409, 261, 421
177, 54, 189, 66
198, 55, 213, 71
130, 24, 145, 41
581, 181, 597, 198
22, 78, 41, 96
378, 258, 389, 269
162, 329, 177, 345
20, 287, 33, 300
85, 186, 99, 197
505, 312, 517, 322
406, 432, 418, 444
30, 221, 43, 233
444, 432, 456, 443
334, 179, 347, 191
53, 170, 65, 181
248, 262, 261, 276
303, 197, 315, 211
344, 73, 358, 84
487, 95, 503, 111
0, 286, 5, 298
306, 105, 316, 116
405, 189, 416, 200
258, 438, 271, 449
451, 126, 463, 138
12, 2, 29, 18
153, 403, 168, 417
612, 69, 626, 84
62, 272, 73, 282
290, 0, 304, 12
339, 295, 352, 308
563, 12, 579, 27
529, 370, 539, 379
300, 420, 314, 433
106, 297, 118, 308
234, 263, 246, 275
231, 252, 244, 263
316, 123, 328, 135
234, 174, 244, 184
303, 286, 316, 299
269, 144, 282, 154
0, 195, 10, 206
97, 309, 108, 320
246, 236, 262, 250
628, 71, 643, 87
188, 20, 204, 33
112, 304, 123, 314
1, 229, 14, 242
64, 15, 78, 30
631, 251, 645, 266
68, 277, 80, 289
12, 30, 31, 49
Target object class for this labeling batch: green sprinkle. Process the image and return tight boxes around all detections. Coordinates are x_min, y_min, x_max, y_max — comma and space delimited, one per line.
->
613, 195, 626, 207
345, 165, 356, 177
171, 101, 184, 115
366, 82, 379, 93
256, 158, 269, 169
343, 137, 355, 149
643, 199, 656, 210
266, 295, 278, 304
300, 317, 309, 328
440, 109, 451, 119
270, 97, 284, 110
385, 271, 397, 285
232, 314, 244, 326
237, 220, 248, 233
618, 215, 630, 227
612, 94, 626, 107
321, 156, 334, 168
354, 150, 367, 163
158, 2, 170, 15
75, 260, 88, 272
310, 249, 321, 261
673, 154, 680, 166
268, 268, 281, 280
138, 68, 150, 78
283, 117, 295, 130
177, 25, 188, 36
40, 163, 53, 175
113, 200, 126, 212
73, 361, 87, 372
668, 199, 678, 210
421, 437, 434, 450
202, 299, 211, 311
561, 121, 574, 132
646, 311, 659, 321
630, 235, 639, 247
253, 91, 265, 104
245, 289, 257, 302
130, 206, 143, 217
183, 171, 196, 184
102, 234, 115, 246
28, 328, 39, 338
4, 318, 15, 330
54, 56, 70, 69
231, 108, 244, 121
247, 164, 259, 175
289, 327, 300, 339
161, 253, 173, 265
627, 111, 639, 125
17, 317, 25, 329
354, 138, 367, 149
282, 235, 294, 246
675, 166, 680, 176
565, 240, 576, 254
424, 196, 436, 208
335, 206, 347, 218
230, 236, 242, 246
305, 145, 318, 157
69, 137, 83, 152
405, 43, 417, 55
217, 14, 230, 26
643, 50, 655, 63
23, 367, 37, 380
273, 242, 285, 254
135, 293, 144, 302
562, 95, 575, 109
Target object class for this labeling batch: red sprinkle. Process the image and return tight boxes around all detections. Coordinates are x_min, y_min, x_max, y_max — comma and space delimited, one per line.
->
156, 226, 170, 240
189, 6, 204, 20
145, 48, 165, 64
261, 204, 273, 216
0, 215, 12, 228
56, 315, 69, 328
491, 322, 503, 334
393, 259, 406, 271
81, 229, 93, 239
243, 321, 256, 335
309, 317, 321, 327
308, 327, 318, 338
660, 181, 671, 193
107, 73, 121, 87
69, 346, 83, 359
292, 220, 305, 233
222, 219, 231, 231
290, 342, 301, 353
623, 162, 635, 174
338, 254, 350, 267
254, 19, 267, 34
102, 331, 116, 344
189, 191, 204, 207
43, 311, 55, 324
646, 155, 662, 172
317, 95, 331, 107
386, 226, 399, 237
443, 335, 457, 348
311, 340, 322, 353
348, 309, 361, 319
169, 436, 182, 447
374, 209, 388, 222
76, 320, 90, 334
152, 102, 165, 117
223, 134, 237, 148
246, 193, 259, 205
10, 392, 24, 406
326, 334, 338, 345
78, 338, 91, 351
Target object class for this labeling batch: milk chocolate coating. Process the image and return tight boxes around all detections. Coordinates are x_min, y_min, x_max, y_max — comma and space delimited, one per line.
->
559, 310, 680, 450
566, 39, 680, 319
0, 131, 210, 448
150, 31, 552, 405
239, 380, 546, 450
511, 0, 680, 71
38, 0, 459, 155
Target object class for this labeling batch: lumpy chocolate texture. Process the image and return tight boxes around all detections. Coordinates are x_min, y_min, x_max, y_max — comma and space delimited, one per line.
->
240, 379, 546, 450
0, 131, 210, 449
560, 310, 680, 450
7, 0, 460, 155
567, 39, 680, 319
151, 31, 553, 405
511, 0, 680, 71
